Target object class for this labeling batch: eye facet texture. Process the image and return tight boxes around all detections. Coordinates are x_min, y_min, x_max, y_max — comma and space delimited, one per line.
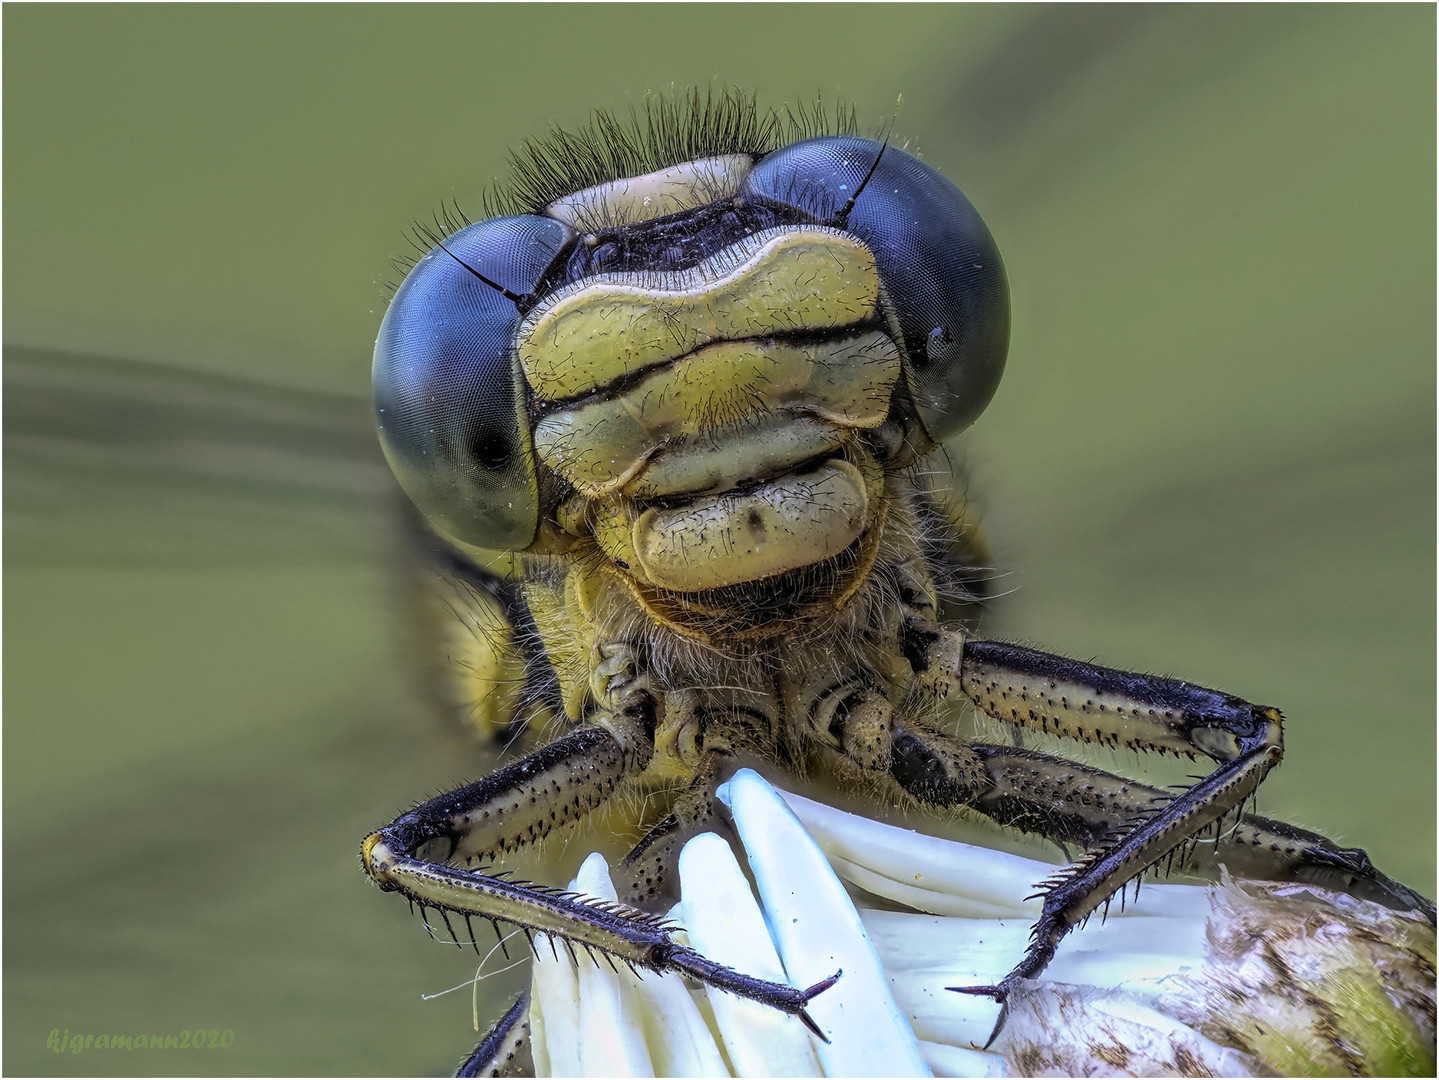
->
373, 215, 572, 549
744, 136, 1010, 442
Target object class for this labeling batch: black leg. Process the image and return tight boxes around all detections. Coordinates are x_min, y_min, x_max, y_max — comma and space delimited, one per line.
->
897, 627, 1433, 1043
456, 993, 531, 1078
362, 712, 834, 1042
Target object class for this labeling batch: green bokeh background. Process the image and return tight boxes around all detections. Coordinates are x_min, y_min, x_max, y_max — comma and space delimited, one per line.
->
5, 5, 1434, 1075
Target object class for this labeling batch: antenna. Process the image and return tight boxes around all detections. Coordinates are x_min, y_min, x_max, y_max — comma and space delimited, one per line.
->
410, 220, 527, 307
831, 96, 901, 227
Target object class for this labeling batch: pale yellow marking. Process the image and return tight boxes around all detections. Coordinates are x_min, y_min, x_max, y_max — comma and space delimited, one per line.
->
518, 227, 881, 402
624, 417, 847, 500
413, 563, 526, 740
959, 664, 1199, 756
599, 467, 889, 640
524, 576, 593, 720
626, 458, 869, 592
531, 330, 901, 496
543, 154, 753, 231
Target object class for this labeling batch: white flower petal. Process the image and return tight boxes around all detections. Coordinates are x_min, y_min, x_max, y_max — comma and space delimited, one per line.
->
526, 774, 1433, 1078
718, 768, 932, 1077
828, 853, 1022, 919
779, 786, 1212, 924
621, 966, 730, 1078
678, 832, 824, 1076
777, 787, 1040, 916
570, 853, 656, 1076
916, 1039, 1007, 1078
861, 908, 1208, 990
531, 929, 582, 1076
529, 986, 551, 1076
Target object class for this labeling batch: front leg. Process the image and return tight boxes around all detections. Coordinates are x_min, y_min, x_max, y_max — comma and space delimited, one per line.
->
360, 683, 834, 1040
903, 627, 1317, 1026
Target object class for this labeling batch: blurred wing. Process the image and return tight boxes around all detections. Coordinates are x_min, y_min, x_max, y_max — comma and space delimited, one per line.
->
4, 345, 391, 566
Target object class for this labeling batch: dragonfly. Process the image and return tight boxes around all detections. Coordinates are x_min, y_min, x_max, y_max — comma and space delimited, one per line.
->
10, 89, 1426, 1079
350, 91, 1431, 1074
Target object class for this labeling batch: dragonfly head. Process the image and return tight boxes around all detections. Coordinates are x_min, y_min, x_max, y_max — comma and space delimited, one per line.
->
374, 125, 1008, 616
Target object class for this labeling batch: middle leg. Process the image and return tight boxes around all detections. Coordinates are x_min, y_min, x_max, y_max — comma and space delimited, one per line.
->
885, 720, 1400, 899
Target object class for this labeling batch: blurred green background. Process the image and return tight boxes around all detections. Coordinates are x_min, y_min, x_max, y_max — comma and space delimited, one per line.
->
5, 5, 1433, 1075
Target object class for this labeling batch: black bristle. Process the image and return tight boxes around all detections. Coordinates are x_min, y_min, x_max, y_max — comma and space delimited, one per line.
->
464, 915, 481, 956
383, 89, 868, 303
490, 919, 510, 960
486, 88, 856, 217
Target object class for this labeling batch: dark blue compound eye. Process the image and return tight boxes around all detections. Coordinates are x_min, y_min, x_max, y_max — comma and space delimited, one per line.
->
743, 136, 1009, 443
373, 215, 572, 549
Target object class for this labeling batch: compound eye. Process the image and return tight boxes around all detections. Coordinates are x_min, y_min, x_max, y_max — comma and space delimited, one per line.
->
373, 215, 572, 550
743, 136, 1009, 443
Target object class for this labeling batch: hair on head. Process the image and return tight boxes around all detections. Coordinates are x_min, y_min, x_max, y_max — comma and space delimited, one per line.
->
482, 87, 860, 218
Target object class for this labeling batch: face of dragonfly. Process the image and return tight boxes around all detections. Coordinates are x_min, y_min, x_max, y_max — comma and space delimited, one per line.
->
372, 135, 1009, 626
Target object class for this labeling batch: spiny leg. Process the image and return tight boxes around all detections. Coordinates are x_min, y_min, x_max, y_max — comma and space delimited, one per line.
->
618, 775, 723, 909
885, 720, 1426, 911
619, 697, 788, 908
886, 718, 1434, 1044
455, 806, 706, 1080
1216, 813, 1434, 915
361, 682, 835, 1042
456, 993, 531, 1078
970, 738, 1430, 915
904, 628, 1293, 1022
456, 708, 792, 1076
